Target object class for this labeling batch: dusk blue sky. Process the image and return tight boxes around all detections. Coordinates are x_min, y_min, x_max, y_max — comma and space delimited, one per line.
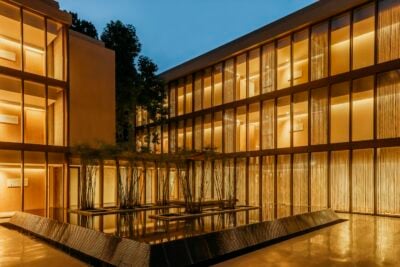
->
58, 0, 315, 73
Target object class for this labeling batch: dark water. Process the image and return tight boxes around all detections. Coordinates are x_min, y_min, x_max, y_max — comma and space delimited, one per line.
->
67, 207, 259, 244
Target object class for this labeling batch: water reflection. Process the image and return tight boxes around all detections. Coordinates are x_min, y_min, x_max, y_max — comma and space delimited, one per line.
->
67, 207, 258, 244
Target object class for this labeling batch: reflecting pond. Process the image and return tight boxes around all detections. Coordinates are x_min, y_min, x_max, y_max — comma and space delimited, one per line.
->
67, 206, 259, 244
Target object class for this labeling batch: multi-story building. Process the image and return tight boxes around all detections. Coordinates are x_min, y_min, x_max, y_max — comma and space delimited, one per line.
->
0, 0, 115, 220
136, 0, 400, 221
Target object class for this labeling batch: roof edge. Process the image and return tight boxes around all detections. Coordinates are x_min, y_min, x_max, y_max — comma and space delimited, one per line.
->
8, 0, 72, 25
160, 0, 370, 82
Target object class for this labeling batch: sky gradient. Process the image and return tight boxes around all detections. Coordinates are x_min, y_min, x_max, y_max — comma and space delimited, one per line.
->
58, 0, 315, 73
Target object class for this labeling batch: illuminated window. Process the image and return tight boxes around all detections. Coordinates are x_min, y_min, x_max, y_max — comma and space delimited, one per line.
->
48, 86, 64, 146
185, 75, 192, 114
224, 109, 234, 153
353, 3, 375, 70
277, 37, 291, 90
377, 70, 400, 139
293, 153, 308, 215
262, 100, 275, 149
146, 165, 156, 203
249, 157, 260, 222
0, 2, 21, 70
277, 96, 291, 148
293, 92, 308, 147
194, 72, 202, 111
277, 154, 291, 218
177, 79, 184, 116
262, 156, 275, 221
249, 48, 260, 97
162, 125, 168, 153
293, 29, 309, 86
203, 68, 212, 109
330, 150, 350, 212
154, 126, 161, 154
185, 119, 192, 150
0, 75, 21, 143
377, 147, 400, 215
24, 151, 46, 216
378, 0, 400, 63
311, 152, 328, 211
311, 87, 328, 145
177, 120, 184, 151
213, 64, 223, 106
352, 76, 374, 141
203, 114, 212, 149
236, 53, 247, 100
331, 13, 350, 75
248, 103, 260, 151
0, 150, 21, 213
24, 81, 45, 145
47, 152, 65, 215
236, 158, 246, 224
261, 43, 276, 93
23, 11, 45, 76
213, 112, 222, 152
311, 22, 328, 81
194, 116, 202, 150
47, 19, 65, 80
352, 149, 374, 214
224, 59, 234, 103
170, 122, 176, 153
330, 82, 350, 143
236, 106, 246, 152
169, 84, 176, 117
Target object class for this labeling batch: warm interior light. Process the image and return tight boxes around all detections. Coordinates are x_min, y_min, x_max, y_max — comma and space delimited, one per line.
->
0, 114, 18, 124
0, 35, 21, 48
0, 34, 44, 55
0, 49, 16, 61
0, 101, 20, 109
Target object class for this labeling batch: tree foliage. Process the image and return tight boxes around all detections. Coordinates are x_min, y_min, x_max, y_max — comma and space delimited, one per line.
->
101, 21, 166, 146
101, 21, 142, 143
136, 56, 167, 146
69, 12, 98, 39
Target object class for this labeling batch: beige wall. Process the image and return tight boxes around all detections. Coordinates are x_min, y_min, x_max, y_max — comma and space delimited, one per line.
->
69, 30, 116, 146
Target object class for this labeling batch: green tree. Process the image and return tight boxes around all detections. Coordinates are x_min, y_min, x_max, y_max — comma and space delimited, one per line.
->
136, 56, 167, 149
101, 20, 141, 143
69, 12, 98, 39
101, 21, 166, 147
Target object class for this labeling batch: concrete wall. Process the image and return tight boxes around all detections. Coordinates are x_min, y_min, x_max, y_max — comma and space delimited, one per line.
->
69, 30, 116, 146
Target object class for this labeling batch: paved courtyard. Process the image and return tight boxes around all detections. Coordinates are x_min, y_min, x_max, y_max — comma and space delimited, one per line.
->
0, 225, 86, 267
214, 214, 400, 267
1, 214, 400, 266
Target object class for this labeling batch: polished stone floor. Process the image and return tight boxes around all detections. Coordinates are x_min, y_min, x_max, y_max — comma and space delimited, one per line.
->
1, 214, 399, 266
215, 214, 400, 267
0, 226, 86, 267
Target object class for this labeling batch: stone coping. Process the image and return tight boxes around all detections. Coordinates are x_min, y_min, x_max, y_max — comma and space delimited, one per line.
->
3, 209, 344, 266
4, 212, 150, 266
149, 209, 345, 266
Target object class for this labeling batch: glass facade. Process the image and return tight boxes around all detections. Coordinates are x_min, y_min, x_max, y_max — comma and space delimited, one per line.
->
131, 0, 400, 220
0, 1, 68, 218
0, 3, 66, 80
